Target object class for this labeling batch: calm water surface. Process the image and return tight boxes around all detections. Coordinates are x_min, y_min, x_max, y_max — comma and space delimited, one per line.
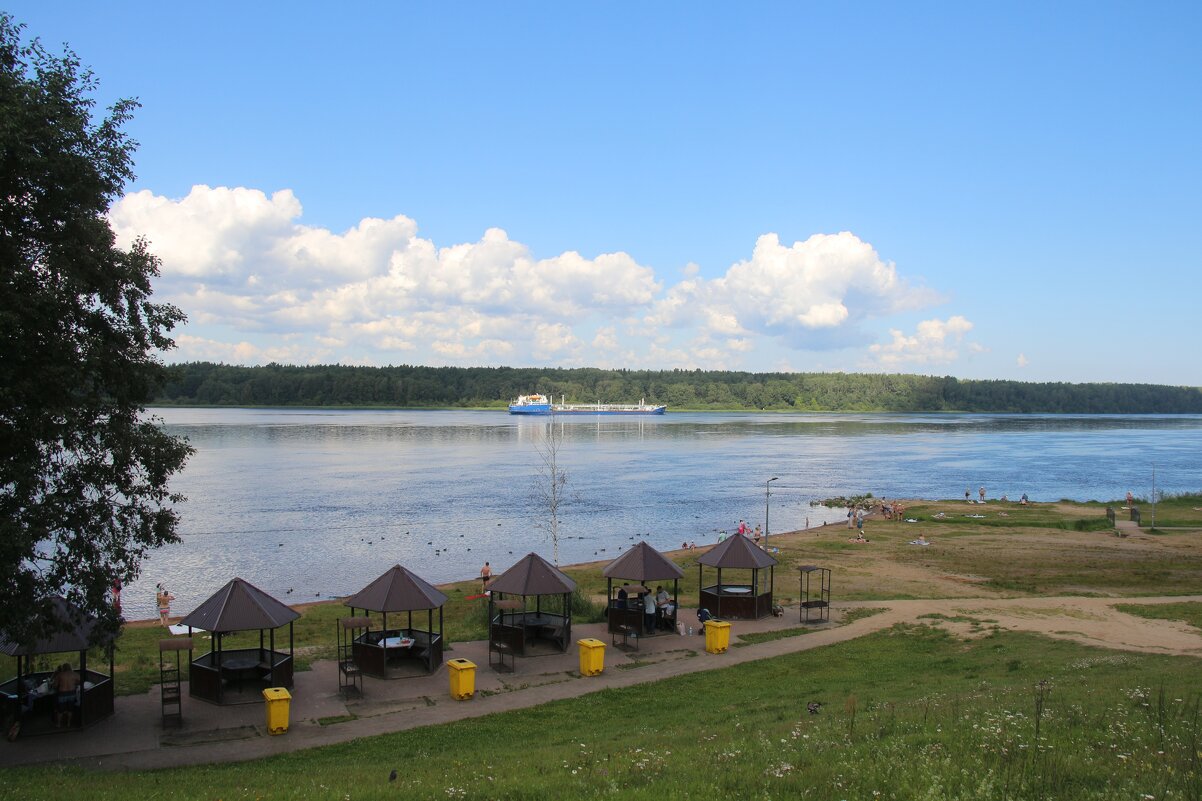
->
127, 408, 1202, 619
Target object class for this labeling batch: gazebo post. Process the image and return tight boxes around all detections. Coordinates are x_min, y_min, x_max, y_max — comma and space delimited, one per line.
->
77, 645, 87, 727
769, 565, 775, 616
673, 578, 679, 631
269, 627, 276, 685
215, 632, 224, 704
563, 592, 571, 641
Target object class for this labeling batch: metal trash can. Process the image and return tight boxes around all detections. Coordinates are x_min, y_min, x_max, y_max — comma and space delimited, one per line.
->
262, 687, 291, 734
577, 638, 606, 676
448, 658, 477, 700
704, 620, 731, 654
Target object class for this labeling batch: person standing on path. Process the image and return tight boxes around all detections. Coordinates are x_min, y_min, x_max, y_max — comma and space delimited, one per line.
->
480, 562, 492, 590
965, 488, 971, 502
737, 519, 748, 536
979, 486, 986, 503
642, 591, 656, 634
847, 508, 855, 529
655, 585, 671, 629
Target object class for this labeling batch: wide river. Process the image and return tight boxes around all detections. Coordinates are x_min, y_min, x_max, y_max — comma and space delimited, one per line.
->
126, 408, 1202, 619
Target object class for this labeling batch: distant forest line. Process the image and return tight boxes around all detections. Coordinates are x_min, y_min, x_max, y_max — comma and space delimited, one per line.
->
153, 363, 1202, 414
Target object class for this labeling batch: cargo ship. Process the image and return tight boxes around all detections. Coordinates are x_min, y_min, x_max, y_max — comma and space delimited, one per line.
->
508, 394, 666, 415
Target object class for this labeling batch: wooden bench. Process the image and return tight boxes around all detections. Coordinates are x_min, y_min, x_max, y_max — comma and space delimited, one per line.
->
612, 625, 638, 651
490, 640, 514, 673
338, 659, 363, 697
538, 624, 566, 650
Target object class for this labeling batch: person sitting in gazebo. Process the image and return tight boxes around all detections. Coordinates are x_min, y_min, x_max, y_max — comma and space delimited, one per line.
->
52, 663, 79, 728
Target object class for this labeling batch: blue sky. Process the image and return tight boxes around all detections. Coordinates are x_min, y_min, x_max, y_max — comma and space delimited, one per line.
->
9, 2, 1202, 383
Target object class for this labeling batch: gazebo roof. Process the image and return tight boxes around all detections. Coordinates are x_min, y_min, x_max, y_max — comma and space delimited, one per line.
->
343, 564, 448, 612
180, 577, 299, 634
0, 596, 104, 656
488, 552, 577, 596
602, 541, 684, 581
696, 533, 779, 569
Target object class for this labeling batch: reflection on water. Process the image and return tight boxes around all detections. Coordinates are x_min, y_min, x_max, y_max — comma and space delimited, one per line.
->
127, 408, 1202, 620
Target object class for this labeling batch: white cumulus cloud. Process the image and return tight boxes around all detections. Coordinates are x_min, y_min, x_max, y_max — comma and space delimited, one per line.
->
111, 186, 970, 371
866, 316, 975, 368
648, 231, 939, 348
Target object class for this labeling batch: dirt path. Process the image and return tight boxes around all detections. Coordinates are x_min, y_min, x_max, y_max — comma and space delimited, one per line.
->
842, 595, 1202, 657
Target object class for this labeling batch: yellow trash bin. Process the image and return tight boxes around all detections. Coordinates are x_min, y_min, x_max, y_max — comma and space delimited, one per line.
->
577, 638, 606, 676
448, 658, 476, 700
704, 620, 731, 654
262, 687, 291, 735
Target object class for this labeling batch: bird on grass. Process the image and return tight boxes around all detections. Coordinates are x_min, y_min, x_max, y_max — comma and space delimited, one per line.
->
388, 769, 397, 782
807, 701, 822, 715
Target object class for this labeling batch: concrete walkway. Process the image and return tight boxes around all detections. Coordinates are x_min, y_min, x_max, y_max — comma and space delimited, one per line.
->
4, 594, 1202, 772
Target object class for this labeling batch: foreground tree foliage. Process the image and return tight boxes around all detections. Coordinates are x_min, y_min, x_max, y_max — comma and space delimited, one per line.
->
0, 16, 191, 645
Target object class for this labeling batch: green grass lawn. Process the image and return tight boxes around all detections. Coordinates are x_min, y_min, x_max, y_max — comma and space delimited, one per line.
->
1115, 601, 1202, 630
4, 497, 1202, 799
3, 626, 1200, 800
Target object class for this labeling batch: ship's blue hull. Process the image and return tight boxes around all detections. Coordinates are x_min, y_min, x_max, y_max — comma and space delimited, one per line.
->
508, 404, 666, 415
508, 403, 553, 414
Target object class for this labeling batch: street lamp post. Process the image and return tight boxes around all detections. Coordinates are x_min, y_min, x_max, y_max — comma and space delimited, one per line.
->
765, 477, 779, 546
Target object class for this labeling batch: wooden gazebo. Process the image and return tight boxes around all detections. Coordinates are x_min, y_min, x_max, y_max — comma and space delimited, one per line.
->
180, 578, 299, 705
343, 565, 448, 678
0, 597, 115, 737
697, 533, 778, 619
487, 553, 576, 668
603, 541, 684, 637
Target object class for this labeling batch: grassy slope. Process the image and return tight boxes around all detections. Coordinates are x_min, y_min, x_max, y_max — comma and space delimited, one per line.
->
4, 498, 1201, 799
4, 628, 1201, 800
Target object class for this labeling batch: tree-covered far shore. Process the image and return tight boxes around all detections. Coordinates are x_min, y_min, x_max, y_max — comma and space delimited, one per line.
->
155, 362, 1202, 414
